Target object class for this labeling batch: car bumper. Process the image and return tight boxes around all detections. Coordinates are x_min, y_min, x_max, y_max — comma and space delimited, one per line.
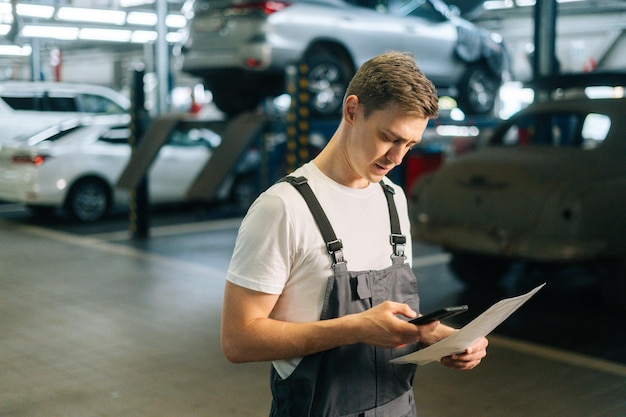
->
182, 41, 296, 74
0, 168, 64, 206
414, 223, 609, 262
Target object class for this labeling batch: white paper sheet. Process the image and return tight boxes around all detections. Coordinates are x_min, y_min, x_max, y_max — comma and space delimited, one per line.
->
391, 283, 546, 365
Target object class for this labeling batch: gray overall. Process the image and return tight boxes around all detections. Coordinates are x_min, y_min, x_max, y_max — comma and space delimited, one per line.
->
270, 176, 421, 417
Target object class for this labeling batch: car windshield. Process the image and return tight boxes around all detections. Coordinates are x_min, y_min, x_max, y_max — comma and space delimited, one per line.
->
392, 0, 442, 19
495, 111, 611, 150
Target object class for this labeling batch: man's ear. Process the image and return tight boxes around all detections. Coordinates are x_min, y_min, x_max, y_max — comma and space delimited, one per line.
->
343, 95, 359, 123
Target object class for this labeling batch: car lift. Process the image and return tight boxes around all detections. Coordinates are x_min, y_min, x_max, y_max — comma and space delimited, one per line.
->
117, 63, 339, 239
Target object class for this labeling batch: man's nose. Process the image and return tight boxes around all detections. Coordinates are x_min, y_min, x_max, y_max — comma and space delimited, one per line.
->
386, 144, 407, 166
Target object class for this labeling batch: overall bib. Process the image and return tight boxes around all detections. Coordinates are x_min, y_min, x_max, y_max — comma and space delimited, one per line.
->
270, 177, 422, 417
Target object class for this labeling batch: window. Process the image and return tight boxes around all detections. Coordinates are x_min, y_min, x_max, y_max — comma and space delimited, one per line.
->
498, 111, 612, 149
80, 94, 126, 114
393, 0, 443, 21
168, 126, 222, 148
46, 95, 79, 112
99, 126, 131, 144
1, 95, 38, 110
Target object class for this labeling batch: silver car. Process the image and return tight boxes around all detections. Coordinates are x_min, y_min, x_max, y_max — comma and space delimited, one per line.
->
178, 0, 510, 117
409, 74, 626, 311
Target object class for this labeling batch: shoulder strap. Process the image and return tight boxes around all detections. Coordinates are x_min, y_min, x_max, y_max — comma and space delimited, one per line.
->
280, 176, 345, 265
380, 181, 407, 258
280, 176, 407, 263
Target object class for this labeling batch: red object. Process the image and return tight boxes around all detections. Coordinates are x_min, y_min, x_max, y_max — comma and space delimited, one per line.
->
404, 151, 443, 193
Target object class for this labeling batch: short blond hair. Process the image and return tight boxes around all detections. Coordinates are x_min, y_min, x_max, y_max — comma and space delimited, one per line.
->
345, 51, 439, 119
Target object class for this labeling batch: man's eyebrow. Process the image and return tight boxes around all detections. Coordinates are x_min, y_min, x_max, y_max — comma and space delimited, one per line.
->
383, 128, 418, 145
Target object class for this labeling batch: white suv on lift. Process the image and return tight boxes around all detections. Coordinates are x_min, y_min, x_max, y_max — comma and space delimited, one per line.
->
178, 0, 510, 117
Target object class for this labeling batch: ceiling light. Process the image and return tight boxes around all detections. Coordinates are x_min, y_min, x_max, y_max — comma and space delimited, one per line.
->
483, 1, 514, 10
166, 15, 187, 29
21, 24, 79, 40
79, 28, 132, 42
131, 30, 158, 43
127, 11, 157, 26
166, 32, 183, 43
17, 4, 55, 19
120, 0, 156, 7
57, 7, 127, 25
0, 44, 32, 56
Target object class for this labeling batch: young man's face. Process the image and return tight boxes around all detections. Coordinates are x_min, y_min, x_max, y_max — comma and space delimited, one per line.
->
345, 97, 429, 186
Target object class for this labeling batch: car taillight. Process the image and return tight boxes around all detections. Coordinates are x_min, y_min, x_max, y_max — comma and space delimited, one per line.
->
232, 1, 291, 15
11, 154, 50, 166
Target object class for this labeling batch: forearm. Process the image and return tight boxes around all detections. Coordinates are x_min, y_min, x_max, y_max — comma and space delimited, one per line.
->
221, 314, 361, 363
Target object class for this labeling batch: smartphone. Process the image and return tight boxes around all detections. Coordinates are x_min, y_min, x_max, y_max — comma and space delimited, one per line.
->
409, 305, 468, 325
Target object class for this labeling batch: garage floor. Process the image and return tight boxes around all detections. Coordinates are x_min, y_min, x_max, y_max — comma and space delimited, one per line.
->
1, 216, 625, 417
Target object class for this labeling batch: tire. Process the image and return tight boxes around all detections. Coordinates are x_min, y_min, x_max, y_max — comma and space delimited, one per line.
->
64, 178, 111, 223
448, 250, 510, 289
455, 64, 500, 115
305, 52, 352, 118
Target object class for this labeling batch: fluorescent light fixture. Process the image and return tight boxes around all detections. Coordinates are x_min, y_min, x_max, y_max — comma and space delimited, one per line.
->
166, 31, 183, 43
57, 7, 127, 25
166, 15, 187, 29
21, 24, 79, 40
17, 4, 55, 19
0, 24, 9, 35
515, 0, 535, 6
127, 11, 157, 26
483, 0, 514, 10
0, 44, 32, 56
131, 30, 158, 43
120, 0, 155, 7
79, 28, 132, 42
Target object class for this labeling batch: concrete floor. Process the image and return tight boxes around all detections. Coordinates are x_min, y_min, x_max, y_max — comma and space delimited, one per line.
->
1, 217, 625, 417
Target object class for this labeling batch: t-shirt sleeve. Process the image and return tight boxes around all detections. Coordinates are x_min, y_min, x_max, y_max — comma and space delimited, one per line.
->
226, 191, 292, 294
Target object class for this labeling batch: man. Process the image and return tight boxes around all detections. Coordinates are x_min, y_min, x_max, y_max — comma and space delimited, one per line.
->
222, 51, 488, 417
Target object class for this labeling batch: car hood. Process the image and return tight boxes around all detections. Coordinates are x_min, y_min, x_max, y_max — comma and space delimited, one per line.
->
414, 145, 623, 232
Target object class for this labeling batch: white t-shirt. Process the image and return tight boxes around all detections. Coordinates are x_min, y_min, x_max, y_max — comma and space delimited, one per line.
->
226, 162, 413, 377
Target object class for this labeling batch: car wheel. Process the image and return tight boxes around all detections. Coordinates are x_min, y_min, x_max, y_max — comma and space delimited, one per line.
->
456, 64, 500, 115
448, 250, 510, 289
64, 178, 111, 223
305, 53, 352, 118
597, 258, 626, 312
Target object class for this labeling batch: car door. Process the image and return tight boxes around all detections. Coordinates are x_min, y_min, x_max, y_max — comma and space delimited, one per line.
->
148, 125, 215, 202
324, 0, 412, 67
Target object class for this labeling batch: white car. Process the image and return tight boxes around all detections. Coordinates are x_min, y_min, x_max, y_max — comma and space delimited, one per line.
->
0, 114, 219, 222
409, 73, 626, 310
179, 0, 510, 117
0, 81, 130, 115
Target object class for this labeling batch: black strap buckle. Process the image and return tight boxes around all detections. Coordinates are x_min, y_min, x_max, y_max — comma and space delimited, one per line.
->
326, 239, 345, 265
390, 233, 406, 257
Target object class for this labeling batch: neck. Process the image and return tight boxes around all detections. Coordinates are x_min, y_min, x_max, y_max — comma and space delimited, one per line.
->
313, 127, 369, 189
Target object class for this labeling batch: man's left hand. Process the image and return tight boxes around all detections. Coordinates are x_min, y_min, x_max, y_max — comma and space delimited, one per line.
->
440, 337, 488, 370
